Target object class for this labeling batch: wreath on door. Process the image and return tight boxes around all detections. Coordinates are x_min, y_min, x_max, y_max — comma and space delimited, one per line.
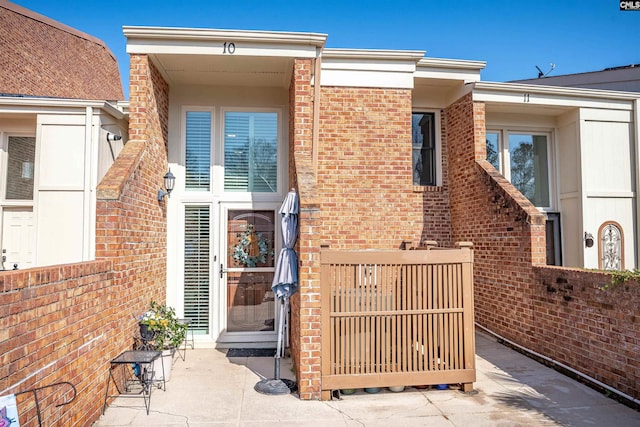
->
231, 224, 272, 268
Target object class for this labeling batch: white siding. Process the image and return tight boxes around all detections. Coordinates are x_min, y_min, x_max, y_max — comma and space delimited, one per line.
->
36, 192, 85, 265
580, 113, 635, 269
35, 122, 87, 266
556, 111, 582, 267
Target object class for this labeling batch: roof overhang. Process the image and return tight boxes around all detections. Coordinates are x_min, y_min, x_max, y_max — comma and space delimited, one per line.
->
467, 81, 638, 115
0, 96, 127, 119
412, 58, 486, 107
321, 48, 425, 89
415, 58, 485, 83
124, 26, 328, 88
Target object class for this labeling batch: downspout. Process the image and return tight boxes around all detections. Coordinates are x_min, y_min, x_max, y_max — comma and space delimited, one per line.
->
634, 99, 640, 268
476, 323, 640, 407
312, 51, 322, 171
84, 106, 94, 262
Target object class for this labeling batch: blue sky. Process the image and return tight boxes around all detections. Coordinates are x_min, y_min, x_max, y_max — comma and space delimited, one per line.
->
12, 0, 640, 99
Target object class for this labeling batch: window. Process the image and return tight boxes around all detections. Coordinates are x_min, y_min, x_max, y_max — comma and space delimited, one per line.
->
489, 130, 558, 264
485, 132, 500, 170
5, 136, 35, 200
486, 131, 551, 208
185, 111, 211, 191
509, 134, 550, 207
184, 206, 211, 334
545, 213, 562, 266
224, 112, 278, 192
412, 112, 436, 186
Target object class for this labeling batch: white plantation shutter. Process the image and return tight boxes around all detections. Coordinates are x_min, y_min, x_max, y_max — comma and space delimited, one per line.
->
185, 111, 211, 190
184, 206, 210, 333
224, 112, 277, 192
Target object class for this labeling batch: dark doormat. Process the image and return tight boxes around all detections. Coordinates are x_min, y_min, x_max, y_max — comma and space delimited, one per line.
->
227, 348, 276, 357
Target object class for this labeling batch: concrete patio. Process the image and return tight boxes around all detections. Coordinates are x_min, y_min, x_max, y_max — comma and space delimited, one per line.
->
94, 331, 639, 426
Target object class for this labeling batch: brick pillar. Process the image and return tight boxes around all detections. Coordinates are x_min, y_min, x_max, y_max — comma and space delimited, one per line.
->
294, 203, 322, 399
287, 58, 324, 399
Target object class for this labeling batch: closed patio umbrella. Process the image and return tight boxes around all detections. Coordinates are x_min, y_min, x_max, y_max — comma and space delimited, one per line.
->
255, 189, 299, 395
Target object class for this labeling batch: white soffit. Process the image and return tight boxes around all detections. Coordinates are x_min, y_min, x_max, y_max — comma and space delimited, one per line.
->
472, 82, 637, 111
152, 54, 295, 87
415, 58, 485, 83
321, 48, 425, 89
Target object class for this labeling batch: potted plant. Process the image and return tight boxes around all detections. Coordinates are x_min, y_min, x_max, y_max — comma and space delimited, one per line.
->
138, 301, 188, 381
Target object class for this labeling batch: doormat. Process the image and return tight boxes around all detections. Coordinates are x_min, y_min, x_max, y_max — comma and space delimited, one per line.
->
227, 348, 276, 357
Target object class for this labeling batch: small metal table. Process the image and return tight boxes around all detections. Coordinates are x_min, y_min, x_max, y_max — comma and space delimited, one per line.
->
103, 350, 163, 415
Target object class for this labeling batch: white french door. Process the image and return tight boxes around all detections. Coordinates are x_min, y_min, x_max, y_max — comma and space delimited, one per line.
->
177, 106, 283, 345
181, 203, 278, 345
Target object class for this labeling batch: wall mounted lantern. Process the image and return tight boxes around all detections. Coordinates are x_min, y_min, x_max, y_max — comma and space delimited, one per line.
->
584, 232, 594, 248
157, 169, 175, 201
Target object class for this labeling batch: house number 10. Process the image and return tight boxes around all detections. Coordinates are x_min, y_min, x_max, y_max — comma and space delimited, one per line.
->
223, 42, 236, 54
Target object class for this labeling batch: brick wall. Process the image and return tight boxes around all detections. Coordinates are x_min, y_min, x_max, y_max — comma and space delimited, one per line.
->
532, 266, 639, 400
446, 92, 639, 401
0, 1, 123, 100
317, 87, 426, 248
0, 262, 115, 426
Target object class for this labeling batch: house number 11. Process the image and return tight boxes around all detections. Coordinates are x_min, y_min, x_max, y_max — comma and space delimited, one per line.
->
223, 42, 236, 54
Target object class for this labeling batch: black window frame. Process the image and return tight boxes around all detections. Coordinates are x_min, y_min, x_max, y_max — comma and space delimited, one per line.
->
412, 112, 436, 186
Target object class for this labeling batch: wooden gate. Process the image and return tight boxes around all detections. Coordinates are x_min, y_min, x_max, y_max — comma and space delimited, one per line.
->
320, 244, 475, 399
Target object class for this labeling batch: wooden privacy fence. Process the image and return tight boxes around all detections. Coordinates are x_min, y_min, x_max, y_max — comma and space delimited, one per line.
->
320, 244, 475, 399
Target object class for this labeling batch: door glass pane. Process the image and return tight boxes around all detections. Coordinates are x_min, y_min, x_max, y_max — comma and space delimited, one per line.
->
509, 134, 550, 207
486, 132, 500, 170
185, 111, 211, 191
184, 206, 210, 334
5, 136, 35, 200
224, 112, 278, 192
226, 210, 275, 333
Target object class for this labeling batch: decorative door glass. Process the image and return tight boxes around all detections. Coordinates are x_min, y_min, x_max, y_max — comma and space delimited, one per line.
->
599, 222, 623, 271
226, 210, 275, 333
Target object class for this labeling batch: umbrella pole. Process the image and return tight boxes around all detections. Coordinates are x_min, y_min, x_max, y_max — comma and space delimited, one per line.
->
274, 297, 286, 380
254, 296, 296, 395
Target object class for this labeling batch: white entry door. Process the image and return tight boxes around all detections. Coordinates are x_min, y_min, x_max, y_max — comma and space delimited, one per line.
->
1, 208, 34, 270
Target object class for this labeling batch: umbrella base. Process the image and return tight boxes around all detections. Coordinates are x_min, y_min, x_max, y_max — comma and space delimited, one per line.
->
254, 378, 297, 395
